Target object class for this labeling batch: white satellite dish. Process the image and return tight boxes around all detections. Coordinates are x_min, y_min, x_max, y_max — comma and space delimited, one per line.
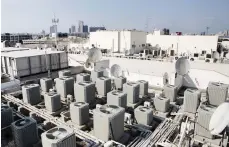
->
87, 48, 102, 63
163, 72, 169, 85
213, 52, 220, 60
110, 64, 122, 78
226, 53, 229, 59
175, 57, 190, 76
85, 58, 91, 68
209, 102, 229, 135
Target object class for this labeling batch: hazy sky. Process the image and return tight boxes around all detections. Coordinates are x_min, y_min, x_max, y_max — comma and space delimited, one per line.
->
1, 0, 229, 33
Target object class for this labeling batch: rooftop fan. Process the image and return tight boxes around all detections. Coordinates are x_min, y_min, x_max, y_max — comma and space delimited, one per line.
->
209, 102, 229, 135
112, 90, 122, 96
139, 107, 149, 112
15, 118, 31, 127
175, 57, 190, 76
74, 102, 85, 107
163, 72, 169, 85
46, 127, 68, 140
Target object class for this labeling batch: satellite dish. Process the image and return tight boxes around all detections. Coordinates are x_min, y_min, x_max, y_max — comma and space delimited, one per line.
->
213, 52, 220, 60
209, 102, 229, 135
163, 72, 169, 85
110, 64, 122, 78
175, 57, 190, 75
226, 53, 229, 59
87, 48, 102, 63
85, 58, 91, 68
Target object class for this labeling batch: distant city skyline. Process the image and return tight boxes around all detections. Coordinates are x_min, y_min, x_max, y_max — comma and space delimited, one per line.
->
1, 0, 229, 34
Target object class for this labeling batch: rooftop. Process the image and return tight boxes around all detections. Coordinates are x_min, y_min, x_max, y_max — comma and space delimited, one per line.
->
1, 48, 65, 58
1, 47, 30, 52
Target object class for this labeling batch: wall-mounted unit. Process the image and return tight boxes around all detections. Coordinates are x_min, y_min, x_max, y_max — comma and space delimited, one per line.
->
90, 70, 103, 82
114, 77, 126, 90
96, 77, 112, 96
74, 81, 95, 103
123, 82, 140, 104
58, 70, 71, 78
154, 96, 170, 112
76, 73, 90, 82
184, 89, 200, 113
44, 91, 61, 112
41, 127, 76, 147
134, 106, 153, 126
137, 80, 148, 97
93, 105, 125, 141
70, 102, 89, 125
55, 76, 74, 101
207, 82, 228, 106
40, 78, 53, 92
22, 84, 41, 105
163, 84, 177, 102
11, 117, 39, 147
107, 90, 127, 108
195, 104, 215, 139
1, 105, 13, 128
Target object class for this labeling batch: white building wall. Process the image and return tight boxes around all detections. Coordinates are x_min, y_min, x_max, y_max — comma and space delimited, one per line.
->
90, 31, 120, 52
90, 30, 147, 53
147, 34, 219, 54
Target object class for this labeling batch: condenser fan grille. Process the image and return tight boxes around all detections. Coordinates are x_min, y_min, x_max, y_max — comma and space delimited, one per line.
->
74, 102, 85, 107
15, 119, 31, 127
139, 107, 149, 112
46, 128, 68, 140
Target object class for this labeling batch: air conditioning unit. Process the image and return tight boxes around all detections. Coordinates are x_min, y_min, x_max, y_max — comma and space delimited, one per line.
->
22, 84, 41, 105
134, 106, 153, 126
55, 76, 74, 101
44, 91, 61, 112
154, 96, 170, 112
195, 104, 216, 139
114, 77, 127, 90
137, 80, 148, 97
144, 101, 151, 107
74, 81, 95, 103
123, 82, 140, 104
124, 113, 132, 125
93, 105, 125, 141
163, 84, 177, 102
70, 102, 89, 125
40, 78, 53, 92
90, 70, 103, 82
58, 70, 71, 78
41, 127, 76, 147
107, 90, 127, 108
96, 77, 112, 96
11, 117, 39, 147
1, 105, 13, 128
207, 82, 228, 106
184, 89, 200, 113
76, 73, 90, 82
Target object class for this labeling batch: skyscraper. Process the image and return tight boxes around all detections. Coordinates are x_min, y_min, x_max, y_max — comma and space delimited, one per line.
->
78, 21, 84, 33
71, 25, 76, 33
83, 25, 88, 33
69, 28, 71, 34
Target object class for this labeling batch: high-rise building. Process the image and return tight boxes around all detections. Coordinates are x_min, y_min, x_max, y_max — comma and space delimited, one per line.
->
71, 25, 76, 33
69, 28, 71, 34
83, 25, 88, 33
50, 25, 57, 34
78, 21, 84, 33
1, 33, 32, 44
89, 27, 106, 32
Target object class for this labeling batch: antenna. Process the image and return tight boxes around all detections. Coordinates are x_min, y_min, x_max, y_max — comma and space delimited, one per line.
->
175, 57, 190, 76
209, 102, 229, 134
